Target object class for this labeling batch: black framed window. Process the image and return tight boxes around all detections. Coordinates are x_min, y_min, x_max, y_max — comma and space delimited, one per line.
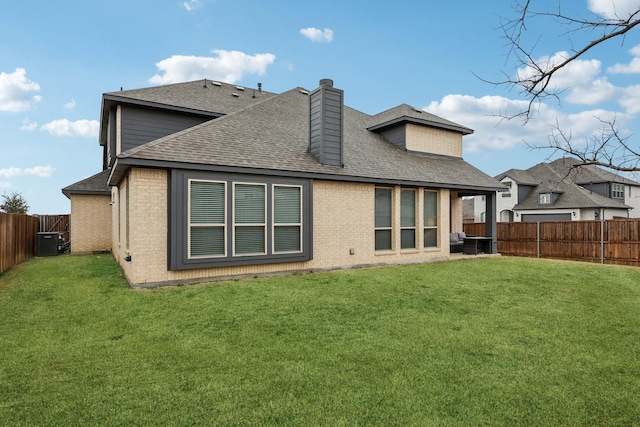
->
170, 170, 312, 270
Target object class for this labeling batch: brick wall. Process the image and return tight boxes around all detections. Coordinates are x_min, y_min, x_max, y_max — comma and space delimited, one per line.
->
69, 194, 112, 253
117, 168, 455, 287
405, 123, 462, 157
450, 191, 463, 232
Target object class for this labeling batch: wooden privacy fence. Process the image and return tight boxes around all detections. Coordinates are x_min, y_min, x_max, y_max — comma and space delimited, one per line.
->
464, 219, 640, 266
0, 212, 39, 274
38, 214, 70, 244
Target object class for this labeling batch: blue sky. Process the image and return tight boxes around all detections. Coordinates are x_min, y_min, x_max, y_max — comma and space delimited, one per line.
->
2, 0, 639, 214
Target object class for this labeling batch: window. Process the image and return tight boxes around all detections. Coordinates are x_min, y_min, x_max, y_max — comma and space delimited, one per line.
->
189, 180, 226, 258
502, 182, 512, 197
273, 185, 302, 253
423, 190, 438, 248
233, 183, 266, 255
539, 193, 551, 204
612, 183, 624, 199
375, 188, 392, 251
400, 189, 416, 249
171, 171, 311, 270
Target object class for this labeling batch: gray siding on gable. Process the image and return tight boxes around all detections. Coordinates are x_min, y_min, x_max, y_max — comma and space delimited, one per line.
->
106, 108, 117, 167
120, 105, 211, 153
309, 83, 343, 167
379, 125, 406, 149
591, 182, 609, 198
518, 185, 534, 204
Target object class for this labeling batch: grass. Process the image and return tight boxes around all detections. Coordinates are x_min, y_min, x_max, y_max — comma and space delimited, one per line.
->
1, 255, 639, 426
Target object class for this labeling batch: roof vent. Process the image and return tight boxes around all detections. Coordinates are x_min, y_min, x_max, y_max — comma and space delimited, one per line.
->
235, 86, 245, 91
232, 92, 240, 97
299, 89, 309, 95
212, 81, 222, 87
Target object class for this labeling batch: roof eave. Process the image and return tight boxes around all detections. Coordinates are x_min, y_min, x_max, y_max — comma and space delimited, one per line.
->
109, 157, 503, 193
367, 116, 474, 135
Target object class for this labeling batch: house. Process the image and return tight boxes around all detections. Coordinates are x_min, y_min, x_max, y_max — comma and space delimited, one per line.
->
494, 157, 640, 222
63, 78, 503, 287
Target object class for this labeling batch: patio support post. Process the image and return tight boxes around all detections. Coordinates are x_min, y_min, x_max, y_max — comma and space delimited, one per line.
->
484, 192, 497, 254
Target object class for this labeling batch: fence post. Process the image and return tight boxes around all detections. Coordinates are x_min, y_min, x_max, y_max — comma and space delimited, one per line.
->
537, 221, 541, 258
601, 216, 605, 264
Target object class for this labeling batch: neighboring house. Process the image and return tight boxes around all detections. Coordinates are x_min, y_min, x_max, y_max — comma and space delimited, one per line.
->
463, 196, 485, 223
494, 157, 640, 222
63, 78, 503, 287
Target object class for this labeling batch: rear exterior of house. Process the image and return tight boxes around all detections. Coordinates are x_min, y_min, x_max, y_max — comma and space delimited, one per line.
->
65, 79, 503, 287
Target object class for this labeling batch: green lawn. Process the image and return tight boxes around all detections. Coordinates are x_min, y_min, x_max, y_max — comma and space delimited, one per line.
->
1, 255, 639, 426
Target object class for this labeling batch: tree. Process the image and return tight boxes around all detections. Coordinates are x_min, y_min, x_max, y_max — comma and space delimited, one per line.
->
494, 0, 640, 173
0, 191, 29, 214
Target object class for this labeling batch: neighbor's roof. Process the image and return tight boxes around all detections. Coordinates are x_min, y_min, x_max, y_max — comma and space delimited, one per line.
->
546, 157, 640, 186
110, 87, 502, 192
513, 163, 630, 210
494, 169, 538, 185
61, 169, 111, 198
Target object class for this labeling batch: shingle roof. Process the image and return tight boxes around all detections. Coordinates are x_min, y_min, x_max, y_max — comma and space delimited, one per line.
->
100, 80, 277, 147
368, 103, 473, 135
547, 157, 640, 186
104, 79, 276, 115
112, 87, 502, 192
495, 168, 538, 185
512, 163, 630, 210
61, 169, 111, 198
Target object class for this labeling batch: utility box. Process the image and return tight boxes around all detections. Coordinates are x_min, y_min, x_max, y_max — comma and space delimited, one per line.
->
37, 232, 62, 257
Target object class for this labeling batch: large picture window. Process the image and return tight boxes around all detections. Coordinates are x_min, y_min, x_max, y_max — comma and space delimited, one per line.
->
171, 171, 312, 270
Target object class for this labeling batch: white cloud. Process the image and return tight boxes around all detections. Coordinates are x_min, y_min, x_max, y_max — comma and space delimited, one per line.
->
40, 119, 99, 138
0, 167, 24, 178
588, 0, 640, 19
0, 68, 41, 112
182, 0, 202, 11
149, 50, 276, 85
424, 94, 631, 154
619, 84, 640, 113
64, 98, 76, 109
607, 44, 640, 74
517, 51, 602, 94
565, 77, 619, 105
300, 27, 334, 43
24, 165, 55, 178
0, 165, 54, 179
20, 118, 37, 131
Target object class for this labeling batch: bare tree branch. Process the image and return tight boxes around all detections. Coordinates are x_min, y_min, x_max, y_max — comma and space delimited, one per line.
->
525, 116, 640, 172
491, 1, 640, 173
